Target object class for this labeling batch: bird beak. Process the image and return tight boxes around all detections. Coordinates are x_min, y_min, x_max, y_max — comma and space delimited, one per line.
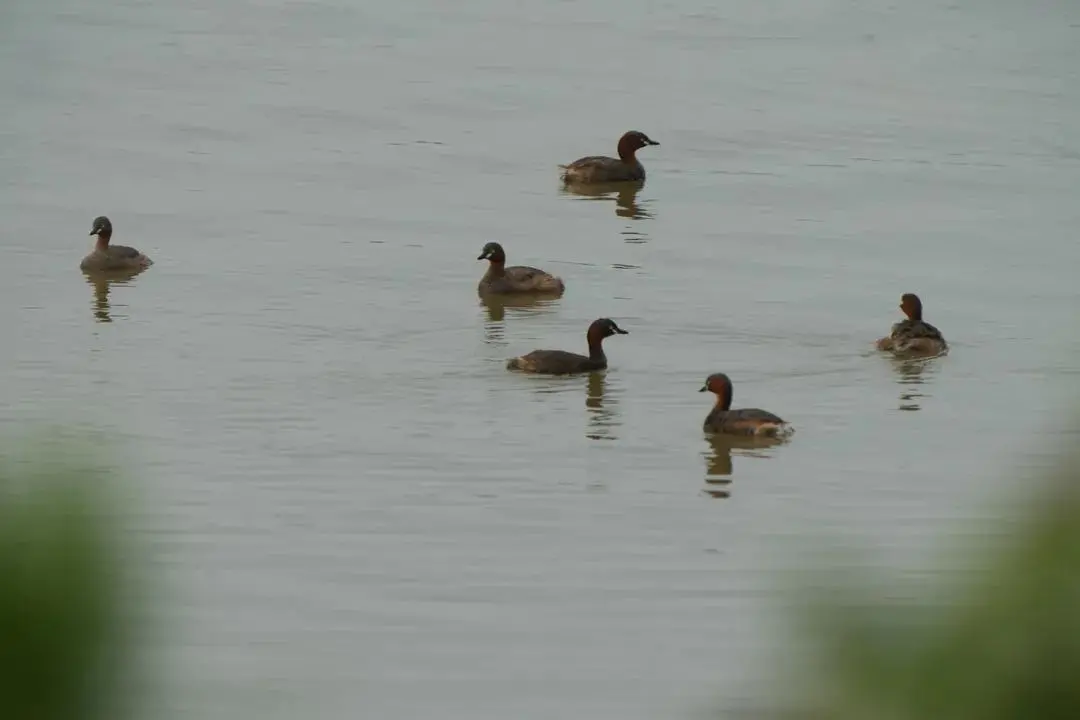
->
646, 138, 659, 146
477, 252, 488, 260
698, 385, 707, 392
614, 327, 628, 335
89, 229, 98, 236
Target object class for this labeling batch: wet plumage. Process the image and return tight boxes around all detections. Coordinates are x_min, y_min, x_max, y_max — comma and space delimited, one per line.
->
876, 293, 947, 356
700, 373, 791, 437
506, 318, 628, 375
80, 216, 153, 273
477, 242, 564, 296
560, 131, 658, 185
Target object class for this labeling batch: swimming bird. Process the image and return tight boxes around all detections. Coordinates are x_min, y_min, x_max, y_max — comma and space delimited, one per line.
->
559, 131, 659, 184
700, 372, 792, 437
477, 242, 565, 296
506, 318, 628, 375
875, 293, 948, 356
80, 216, 153, 273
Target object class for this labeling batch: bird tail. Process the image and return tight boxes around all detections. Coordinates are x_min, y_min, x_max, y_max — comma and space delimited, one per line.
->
758, 422, 794, 438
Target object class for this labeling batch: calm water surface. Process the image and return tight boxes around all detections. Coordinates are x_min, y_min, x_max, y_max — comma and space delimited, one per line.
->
3, 0, 1080, 717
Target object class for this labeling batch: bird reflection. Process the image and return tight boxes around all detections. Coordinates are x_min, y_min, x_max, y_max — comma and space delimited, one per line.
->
585, 371, 621, 441
704, 476, 733, 499
479, 294, 559, 345
82, 267, 147, 323
887, 356, 938, 411
703, 434, 788, 499
559, 181, 653, 221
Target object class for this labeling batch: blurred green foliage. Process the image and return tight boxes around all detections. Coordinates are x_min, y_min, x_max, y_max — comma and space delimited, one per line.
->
0, 439, 132, 720
3, 430, 1080, 720
751, 443, 1080, 720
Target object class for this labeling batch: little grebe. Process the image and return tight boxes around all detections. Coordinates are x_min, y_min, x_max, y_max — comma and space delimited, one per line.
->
560, 131, 659, 185
875, 293, 947, 356
80, 216, 153, 273
507, 318, 628, 375
700, 373, 792, 437
477, 242, 565, 296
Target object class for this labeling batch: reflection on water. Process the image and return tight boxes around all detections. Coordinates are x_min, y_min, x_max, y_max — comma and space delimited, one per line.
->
559, 181, 653, 221
585, 372, 621, 441
479, 294, 560, 345
82, 268, 148, 323
703, 434, 789, 499
704, 476, 733, 500
887, 356, 941, 412
520, 371, 622, 441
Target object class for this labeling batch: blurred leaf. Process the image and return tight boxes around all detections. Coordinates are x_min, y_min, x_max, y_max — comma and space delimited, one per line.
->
0, 438, 132, 720
734, 433, 1080, 720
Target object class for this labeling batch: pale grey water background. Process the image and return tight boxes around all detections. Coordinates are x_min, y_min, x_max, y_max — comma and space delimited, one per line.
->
2, 0, 1080, 717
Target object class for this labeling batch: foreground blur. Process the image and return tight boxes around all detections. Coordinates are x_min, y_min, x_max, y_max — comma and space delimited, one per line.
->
3, 424, 1080, 719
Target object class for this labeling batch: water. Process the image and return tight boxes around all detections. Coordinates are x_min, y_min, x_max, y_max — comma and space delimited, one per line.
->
3, 0, 1080, 717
